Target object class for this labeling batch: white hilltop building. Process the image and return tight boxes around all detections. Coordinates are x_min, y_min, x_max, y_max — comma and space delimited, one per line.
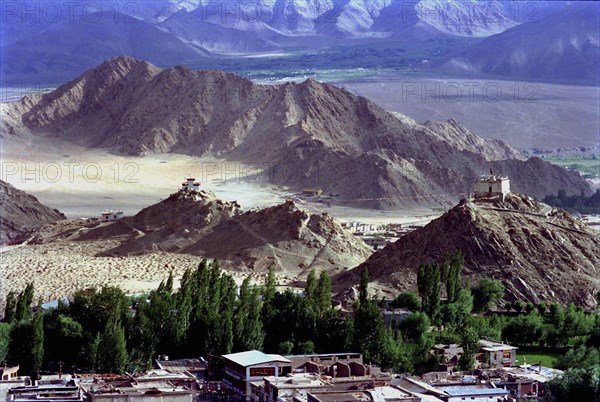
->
474, 169, 510, 201
101, 210, 124, 221
181, 177, 201, 191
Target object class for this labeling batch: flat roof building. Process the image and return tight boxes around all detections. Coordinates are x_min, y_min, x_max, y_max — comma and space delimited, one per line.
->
473, 170, 510, 201
222, 351, 292, 401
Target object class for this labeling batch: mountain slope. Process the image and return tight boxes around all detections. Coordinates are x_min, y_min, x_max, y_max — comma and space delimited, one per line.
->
4, 56, 591, 208
0, 12, 210, 83
0, 180, 66, 245
338, 193, 600, 307
442, 3, 600, 85
28, 189, 372, 272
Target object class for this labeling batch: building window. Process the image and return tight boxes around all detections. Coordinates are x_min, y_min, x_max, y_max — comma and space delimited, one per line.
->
250, 367, 275, 377
503, 350, 512, 359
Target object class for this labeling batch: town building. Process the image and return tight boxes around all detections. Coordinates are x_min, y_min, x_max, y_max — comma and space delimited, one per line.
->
8, 382, 83, 402
361, 236, 389, 249
1, 366, 19, 381
181, 178, 201, 191
252, 353, 394, 402
432, 340, 517, 370
100, 210, 124, 221
302, 189, 323, 197
473, 171, 510, 201
477, 340, 518, 368
498, 364, 564, 399
222, 350, 292, 401
433, 383, 509, 402
305, 387, 420, 402
155, 357, 208, 381
286, 353, 364, 374
253, 373, 330, 402
80, 371, 196, 402
0, 366, 29, 402
432, 344, 464, 372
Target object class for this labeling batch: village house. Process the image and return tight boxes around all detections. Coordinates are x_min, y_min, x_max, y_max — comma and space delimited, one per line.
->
181, 177, 201, 191
432, 340, 517, 371
80, 370, 196, 402
100, 210, 124, 222
8, 381, 83, 402
498, 364, 564, 399
473, 170, 510, 201
432, 383, 509, 402
302, 188, 323, 197
0, 366, 29, 402
252, 353, 393, 402
477, 340, 518, 368
1, 366, 19, 381
155, 357, 208, 381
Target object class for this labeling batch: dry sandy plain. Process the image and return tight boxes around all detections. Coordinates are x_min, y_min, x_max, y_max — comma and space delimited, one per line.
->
0, 133, 439, 306
340, 76, 600, 151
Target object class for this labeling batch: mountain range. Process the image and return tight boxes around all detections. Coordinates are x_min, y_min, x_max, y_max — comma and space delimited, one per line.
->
2, 1, 596, 84
443, 2, 600, 85
2, 56, 592, 209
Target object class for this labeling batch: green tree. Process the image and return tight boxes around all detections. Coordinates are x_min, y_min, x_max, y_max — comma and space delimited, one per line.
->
4, 292, 17, 323
15, 283, 34, 322
31, 312, 44, 380
458, 325, 479, 371
398, 312, 430, 342
0, 323, 10, 362
514, 300, 525, 314
315, 271, 333, 315
359, 268, 369, 304
502, 314, 544, 345
393, 292, 421, 311
471, 279, 504, 312
97, 318, 127, 373
305, 270, 317, 301
417, 263, 441, 323
446, 251, 464, 303
264, 266, 277, 303
353, 299, 388, 365
278, 341, 294, 355
234, 277, 264, 351
537, 302, 548, 314
296, 340, 315, 354
7, 313, 44, 378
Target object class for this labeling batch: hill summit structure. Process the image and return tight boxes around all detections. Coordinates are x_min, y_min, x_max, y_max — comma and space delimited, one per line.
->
474, 169, 510, 201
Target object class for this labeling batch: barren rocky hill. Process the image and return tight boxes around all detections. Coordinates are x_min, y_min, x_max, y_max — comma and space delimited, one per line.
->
337, 193, 600, 307
28, 189, 371, 273
0, 180, 66, 244
4, 56, 591, 208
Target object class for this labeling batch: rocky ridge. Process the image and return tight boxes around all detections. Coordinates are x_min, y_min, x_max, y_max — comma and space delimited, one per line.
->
337, 193, 600, 307
28, 189, 372, 273
0, 180, 66, 244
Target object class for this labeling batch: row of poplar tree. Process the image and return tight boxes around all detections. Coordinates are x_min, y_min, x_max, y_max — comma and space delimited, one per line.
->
1, 259, 418, 376
1, 252, 502, 378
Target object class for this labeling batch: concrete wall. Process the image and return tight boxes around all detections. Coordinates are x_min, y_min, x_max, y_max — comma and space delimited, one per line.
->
89, 392, 192, 402
474, 179, 510, 198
